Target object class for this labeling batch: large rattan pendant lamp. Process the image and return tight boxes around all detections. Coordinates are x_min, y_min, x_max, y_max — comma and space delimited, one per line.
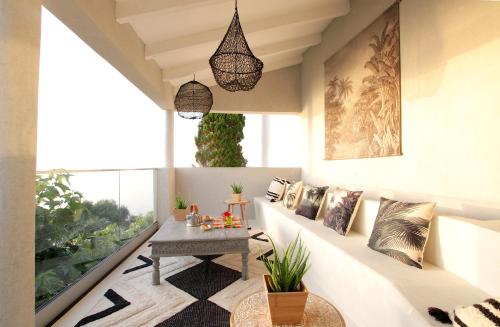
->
174, 75, 213, 119
209, 0, 264, 92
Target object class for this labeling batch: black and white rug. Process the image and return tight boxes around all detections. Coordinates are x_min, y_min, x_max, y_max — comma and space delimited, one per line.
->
71, 231, 272, 327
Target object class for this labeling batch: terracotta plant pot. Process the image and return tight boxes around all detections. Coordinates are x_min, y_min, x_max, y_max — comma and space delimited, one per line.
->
173, 208, 188, 221
263, 275, 308, 325
232, 193, 242, 202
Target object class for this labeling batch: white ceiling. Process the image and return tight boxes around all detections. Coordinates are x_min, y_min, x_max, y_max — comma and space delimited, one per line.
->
115, 0, 350, 86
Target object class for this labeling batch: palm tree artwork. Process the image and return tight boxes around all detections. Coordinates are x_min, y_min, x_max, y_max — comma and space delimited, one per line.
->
324, 3, 401, 159
367, 198, 435, 269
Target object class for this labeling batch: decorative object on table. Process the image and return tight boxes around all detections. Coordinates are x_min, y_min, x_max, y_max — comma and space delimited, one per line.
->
230, 182, 243, 202
295, 185, 329, 220
195, 113, 247, 167
260, 233, 310, 325
265, 177, 288, 202
282, 181, 303, 210
367, 197, 436, 269
200, 222, 213, 231
203, 215, 212, 223
173, 195, 189, 221
231, 292, 346, 327
174, 77, 213, 119
428, 297, 500, 326
212, 211, 242, 229
324, 2, 401, 160
224, 211, 234, 227
323, 188, 363, 236
186, 203, 203, 227
209, 0, 263, 92
224, 198, 250, 229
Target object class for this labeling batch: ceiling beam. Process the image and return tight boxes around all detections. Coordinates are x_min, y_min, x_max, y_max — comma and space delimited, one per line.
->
116, 0, 231, 24
169, 53, 304, 87
162, 34, 321, 80
145, 3, 347, 60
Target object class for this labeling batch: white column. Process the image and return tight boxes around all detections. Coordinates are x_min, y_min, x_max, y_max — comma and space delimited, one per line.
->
156, 82, 176, 225
0, 0, 41, 326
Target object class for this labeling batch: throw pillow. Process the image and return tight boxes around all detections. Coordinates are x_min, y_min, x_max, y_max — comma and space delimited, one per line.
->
295, 185, 329, 220
428, 297, 500, 326
282, 181, 303, 210
265, 177, 287, 202
368, 197, 436, 269
323, 188, 363, 236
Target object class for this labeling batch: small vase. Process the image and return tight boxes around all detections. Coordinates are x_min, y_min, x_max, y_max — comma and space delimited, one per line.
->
263, 275, 308, 325
173, 208, 188, 221
232, 193, 242, 202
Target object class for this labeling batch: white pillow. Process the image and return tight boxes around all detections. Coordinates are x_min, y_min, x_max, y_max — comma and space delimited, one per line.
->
265, 177, 287, 202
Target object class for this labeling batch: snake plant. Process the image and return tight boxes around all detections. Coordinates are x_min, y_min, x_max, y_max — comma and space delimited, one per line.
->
261, 233, 311, 292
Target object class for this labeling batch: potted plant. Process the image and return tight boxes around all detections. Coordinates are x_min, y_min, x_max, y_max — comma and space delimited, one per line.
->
173, 196, 188, 221
261, 233, 310, 325
230, 182, 243, 202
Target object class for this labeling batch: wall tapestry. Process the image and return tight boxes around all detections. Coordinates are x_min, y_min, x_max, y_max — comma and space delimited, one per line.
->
324, 3, 401, 160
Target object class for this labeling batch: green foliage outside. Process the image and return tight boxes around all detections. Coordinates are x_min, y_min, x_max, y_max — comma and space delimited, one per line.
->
195, 113, 247, 167
35, 173, 154, 309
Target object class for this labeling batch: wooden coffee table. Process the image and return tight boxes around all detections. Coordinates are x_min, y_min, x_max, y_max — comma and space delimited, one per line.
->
149, 218, 250, 285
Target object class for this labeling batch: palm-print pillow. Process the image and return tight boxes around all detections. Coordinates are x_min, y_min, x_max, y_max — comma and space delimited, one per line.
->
323, 188, 363, 235
368, 197, 436, 269
282, 181, 303, 210
295, 185, 329, 220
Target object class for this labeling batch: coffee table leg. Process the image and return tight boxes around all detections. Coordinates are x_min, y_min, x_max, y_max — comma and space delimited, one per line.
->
241, 252, 249, 280
152, 257, 160, 285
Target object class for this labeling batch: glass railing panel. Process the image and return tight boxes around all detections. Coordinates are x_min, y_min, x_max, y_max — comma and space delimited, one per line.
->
35, 169, 156, 310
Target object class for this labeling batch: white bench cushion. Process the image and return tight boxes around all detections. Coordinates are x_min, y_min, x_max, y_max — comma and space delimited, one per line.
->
254, 197, 490, 327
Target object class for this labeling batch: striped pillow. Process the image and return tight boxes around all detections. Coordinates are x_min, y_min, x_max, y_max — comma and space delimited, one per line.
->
428, 297, 500, 327
453, 298, 500, 327
265, 177, 288, 202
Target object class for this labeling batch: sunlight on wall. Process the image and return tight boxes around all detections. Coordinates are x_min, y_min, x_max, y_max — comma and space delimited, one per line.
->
174, 113, 303, 167
37, 8, 166, 171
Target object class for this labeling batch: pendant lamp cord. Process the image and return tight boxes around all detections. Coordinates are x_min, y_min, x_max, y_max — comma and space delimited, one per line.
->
235, 0, 237, 11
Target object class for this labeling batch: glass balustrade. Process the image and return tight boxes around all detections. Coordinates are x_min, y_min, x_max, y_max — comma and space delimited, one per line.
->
34, 169, 157, 310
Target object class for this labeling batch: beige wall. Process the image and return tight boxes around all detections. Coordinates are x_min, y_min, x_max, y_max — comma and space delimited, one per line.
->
175, 167, 301, 221
210, 65, 301, 113
301, 0, 500, 219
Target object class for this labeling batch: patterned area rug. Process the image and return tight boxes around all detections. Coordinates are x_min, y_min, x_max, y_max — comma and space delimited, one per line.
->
71, 231, 272, 327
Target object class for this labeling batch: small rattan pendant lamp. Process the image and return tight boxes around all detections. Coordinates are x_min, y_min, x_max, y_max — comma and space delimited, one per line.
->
174, 75, 213, 119
209, 0, 264, 92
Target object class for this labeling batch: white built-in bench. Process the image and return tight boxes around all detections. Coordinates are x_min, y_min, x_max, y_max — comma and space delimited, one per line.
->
254, 197, 500, 327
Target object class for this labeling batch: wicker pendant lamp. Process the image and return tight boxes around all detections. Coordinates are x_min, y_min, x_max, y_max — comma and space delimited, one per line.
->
209, 0, 263, 92
174, 77, 213, 119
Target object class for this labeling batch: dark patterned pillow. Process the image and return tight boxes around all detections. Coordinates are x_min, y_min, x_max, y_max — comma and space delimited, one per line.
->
368, 197, 436, 269
323, 188, 363, 235
295, 185, 328, 220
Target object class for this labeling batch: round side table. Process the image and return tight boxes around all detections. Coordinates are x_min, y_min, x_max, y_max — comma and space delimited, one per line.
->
230, 292, 346, 327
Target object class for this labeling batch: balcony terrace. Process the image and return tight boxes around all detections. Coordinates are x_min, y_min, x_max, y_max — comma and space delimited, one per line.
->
1, 0, 500, 327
